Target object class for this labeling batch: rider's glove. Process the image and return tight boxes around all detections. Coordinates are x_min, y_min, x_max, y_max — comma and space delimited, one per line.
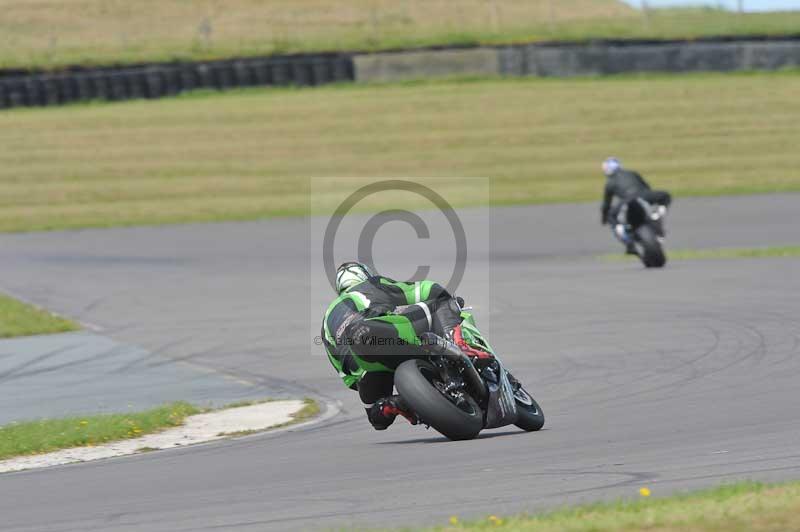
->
361, 304, 392, 319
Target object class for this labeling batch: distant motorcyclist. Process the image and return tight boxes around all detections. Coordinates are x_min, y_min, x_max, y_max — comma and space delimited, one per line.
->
320, 262, 463, 430
600, 157, 672, 254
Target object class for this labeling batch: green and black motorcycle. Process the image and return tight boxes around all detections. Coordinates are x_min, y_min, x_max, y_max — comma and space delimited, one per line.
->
393, 310, 544, 441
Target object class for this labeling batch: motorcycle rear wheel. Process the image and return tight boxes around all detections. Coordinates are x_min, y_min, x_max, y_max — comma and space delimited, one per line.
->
635, 224, 667, 268
395, 359, 484, 441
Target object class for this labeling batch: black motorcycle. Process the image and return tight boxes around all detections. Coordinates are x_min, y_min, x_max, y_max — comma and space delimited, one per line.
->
392, 312, 544, 441
618, 197, 668, 268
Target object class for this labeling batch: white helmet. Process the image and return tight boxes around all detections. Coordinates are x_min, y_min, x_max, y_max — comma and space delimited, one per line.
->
602, 157, 621, 177
335, 262, 374, 294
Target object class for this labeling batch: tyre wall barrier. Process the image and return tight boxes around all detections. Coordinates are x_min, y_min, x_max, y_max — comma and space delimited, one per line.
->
2, 37, 799, 109
0, 54, 354, 110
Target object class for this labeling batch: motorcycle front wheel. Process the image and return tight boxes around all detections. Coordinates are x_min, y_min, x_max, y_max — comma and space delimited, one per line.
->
395, 359, 483, 441
512, 385, 545, 431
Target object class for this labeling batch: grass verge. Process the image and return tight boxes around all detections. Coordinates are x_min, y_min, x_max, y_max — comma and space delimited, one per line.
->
0, 72, 798, 233
601, 245, 800, 262
0, 398, 320, 461
427, 481, 800, 531
0, 401, 200, 460
2, 1, 800, 70
0, 293, 79, 338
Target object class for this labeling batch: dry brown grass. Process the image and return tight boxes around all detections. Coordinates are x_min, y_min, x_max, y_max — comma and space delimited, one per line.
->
3, 1, 800, 69
0, 72, 798, 232
0, 0, 632, 68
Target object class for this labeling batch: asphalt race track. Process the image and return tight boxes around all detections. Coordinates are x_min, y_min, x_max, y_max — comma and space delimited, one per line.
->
0, 194, 798, 531
0, 331, 274, 425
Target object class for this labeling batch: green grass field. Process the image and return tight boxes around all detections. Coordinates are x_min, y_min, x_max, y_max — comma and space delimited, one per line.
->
0, 72, 798, 233
1, 1, 800, 69
0, 402, 199, 460
603, 246, 800, 262
421, 481, 800, 531
0, 293, 78, 338
0, 399, 319, 461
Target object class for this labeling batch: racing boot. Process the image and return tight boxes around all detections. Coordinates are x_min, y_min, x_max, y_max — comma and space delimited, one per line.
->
615, 224, 637, 255
432, 296, 464, 341
366, 395, 418, 430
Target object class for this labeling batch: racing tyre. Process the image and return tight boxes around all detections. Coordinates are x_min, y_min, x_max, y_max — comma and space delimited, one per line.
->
512, 386, 545, 431
395, 359, 483, 441
635, 224, 666, 268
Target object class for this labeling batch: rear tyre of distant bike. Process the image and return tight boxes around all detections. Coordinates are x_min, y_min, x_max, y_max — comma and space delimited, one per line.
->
512, 386, 545, 432
635, 225, 666, 268
395, 359, 483, 441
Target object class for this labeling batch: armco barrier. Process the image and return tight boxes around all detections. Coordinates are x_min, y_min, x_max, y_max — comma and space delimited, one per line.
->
353, 38, 800, 82
497, 39, 800, 77
353, 48, 498, 83
0, 54, 354, 109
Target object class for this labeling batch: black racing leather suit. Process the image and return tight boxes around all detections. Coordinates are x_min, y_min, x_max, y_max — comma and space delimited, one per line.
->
601, 169, 671, 225
321, 276, 460, 400
321, 276, 463, 429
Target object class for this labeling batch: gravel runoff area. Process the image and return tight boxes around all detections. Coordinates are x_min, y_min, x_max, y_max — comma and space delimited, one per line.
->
0, 400, 306, 474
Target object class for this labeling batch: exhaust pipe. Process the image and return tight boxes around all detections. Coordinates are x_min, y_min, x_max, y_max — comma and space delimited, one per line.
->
420, 332, 488, 402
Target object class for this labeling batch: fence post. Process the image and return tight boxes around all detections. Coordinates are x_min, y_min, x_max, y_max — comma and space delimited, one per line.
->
641, 0, 650, 31
487, 0, 500, 33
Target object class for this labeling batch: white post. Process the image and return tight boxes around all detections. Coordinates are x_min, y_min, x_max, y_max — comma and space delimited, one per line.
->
487, 0, 500, 32
369, 6, 378, 42
641, 0, 650, 30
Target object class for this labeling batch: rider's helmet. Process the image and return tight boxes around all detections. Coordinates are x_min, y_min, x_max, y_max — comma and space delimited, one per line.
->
335, 261, 374, 294
602, 157, 621, 177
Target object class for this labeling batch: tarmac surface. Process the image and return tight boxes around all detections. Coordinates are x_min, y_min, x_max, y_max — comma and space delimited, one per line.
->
0, 193, 798, 531
0, 332, 273, 425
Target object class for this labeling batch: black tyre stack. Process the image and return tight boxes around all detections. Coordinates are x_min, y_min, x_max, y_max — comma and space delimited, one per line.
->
0, 54, 355, 110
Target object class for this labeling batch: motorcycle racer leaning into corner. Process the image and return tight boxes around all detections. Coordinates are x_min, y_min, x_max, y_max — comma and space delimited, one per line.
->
321, 261, 474, 431
600, 157, 672, 254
